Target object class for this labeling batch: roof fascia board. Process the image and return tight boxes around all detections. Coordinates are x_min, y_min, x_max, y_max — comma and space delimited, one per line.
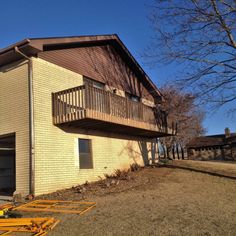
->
0, 39, 30, 55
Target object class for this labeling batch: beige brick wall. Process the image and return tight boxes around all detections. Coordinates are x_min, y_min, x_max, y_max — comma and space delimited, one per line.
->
32, 58, 157, 195
0, 61, 30, 195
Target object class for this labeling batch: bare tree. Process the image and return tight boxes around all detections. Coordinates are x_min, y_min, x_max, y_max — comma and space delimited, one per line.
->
159, 85, 205, 159
146, 0, 236, 112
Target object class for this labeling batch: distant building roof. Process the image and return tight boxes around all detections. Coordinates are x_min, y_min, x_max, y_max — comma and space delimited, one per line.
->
187, 133, 236, 149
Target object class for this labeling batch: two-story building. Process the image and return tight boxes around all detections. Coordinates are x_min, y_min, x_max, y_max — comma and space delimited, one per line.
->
0, 35, 175, 197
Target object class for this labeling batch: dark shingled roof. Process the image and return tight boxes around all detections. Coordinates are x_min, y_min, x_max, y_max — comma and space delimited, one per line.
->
187, 132, 236, 149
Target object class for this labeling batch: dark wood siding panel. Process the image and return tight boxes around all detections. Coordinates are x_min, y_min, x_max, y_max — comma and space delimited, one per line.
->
38, 45, 154, 102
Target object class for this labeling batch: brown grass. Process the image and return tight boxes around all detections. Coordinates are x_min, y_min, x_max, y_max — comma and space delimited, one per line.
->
21, 165, 236, 236
171, 160, 236, 178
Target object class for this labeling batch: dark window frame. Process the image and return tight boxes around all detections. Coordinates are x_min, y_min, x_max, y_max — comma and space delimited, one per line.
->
83, 76, 105, 90
125, 92, 140, 102
78, 138, 93, 169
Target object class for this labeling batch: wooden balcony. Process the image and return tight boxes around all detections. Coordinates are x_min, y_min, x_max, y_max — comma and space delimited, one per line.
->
52, 85, 176, 138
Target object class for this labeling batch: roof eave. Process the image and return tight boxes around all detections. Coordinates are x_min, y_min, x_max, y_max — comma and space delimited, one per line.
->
0, 35, 162, 100
0, 39, 30, 55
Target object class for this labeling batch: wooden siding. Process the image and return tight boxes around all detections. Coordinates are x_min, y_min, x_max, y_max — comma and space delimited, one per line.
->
39, 45, 155, 102
52, 85, 175, 138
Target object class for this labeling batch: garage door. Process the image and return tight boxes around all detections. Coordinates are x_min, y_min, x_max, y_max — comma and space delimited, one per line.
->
0, 134, 15, 196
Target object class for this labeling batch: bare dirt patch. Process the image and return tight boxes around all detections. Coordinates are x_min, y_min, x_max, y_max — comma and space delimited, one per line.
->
20, 167, 236, 236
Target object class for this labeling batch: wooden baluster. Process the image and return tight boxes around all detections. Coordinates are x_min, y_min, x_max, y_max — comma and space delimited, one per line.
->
82, 86, 84, 110
70, 89, 72, 121
79, 87, 82, 118
66, 91, 68, 121
102, 90, 105, 114
98, 89, 100, 113
98, 89, 100, 112
59, 92, 61, 123
89, 85, 92, 110
141, 104, 143, 121
106, 91, 109, 115
90, 86, 93, 110
55, 93, 57, 123
94, 87, 97, 112
62, 92, 65, 123
108, 92, 111, 115
74, 88, 77, 119
70, 89, 73, 121
125, 98, 128, 119
86, 86, 88, 110
74, 88, 78, 120
61, 92, 64, 123
63, 91, 65, 122
101, 89, 104, 115
80, 87, 82, 116
73, 89, 75, 120
85, 85, 89, 110
78, 87, 81, 109
99, 89, 101, 113
56, 92, 58, 123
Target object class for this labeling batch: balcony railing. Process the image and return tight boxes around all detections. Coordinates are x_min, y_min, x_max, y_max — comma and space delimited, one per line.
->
52, 85, 175, 137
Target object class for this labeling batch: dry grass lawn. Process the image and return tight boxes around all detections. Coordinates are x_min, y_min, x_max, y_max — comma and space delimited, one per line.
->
171, 160, 236, 178
19, 165, 236, 236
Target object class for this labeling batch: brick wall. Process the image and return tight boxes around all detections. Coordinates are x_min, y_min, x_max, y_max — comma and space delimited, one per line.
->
0, 61, 30, 195
32, 58, 157, 195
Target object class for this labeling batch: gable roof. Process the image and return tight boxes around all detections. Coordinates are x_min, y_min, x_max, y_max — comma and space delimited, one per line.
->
187, 133, 236, 148
0, 34, 162, 100
187, 135, 225, 148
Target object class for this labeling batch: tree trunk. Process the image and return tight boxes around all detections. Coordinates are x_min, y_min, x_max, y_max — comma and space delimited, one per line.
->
167, 147, 170, 160
177, 145, 180, 160
162, 144, 166, 160
172, 147, 175, 159
181, 146, 184, 160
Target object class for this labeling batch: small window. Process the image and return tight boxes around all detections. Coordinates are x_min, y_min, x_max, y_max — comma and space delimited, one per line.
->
125, 92, 140, 102
83, 76, 105, 90
78, 139, 93, 169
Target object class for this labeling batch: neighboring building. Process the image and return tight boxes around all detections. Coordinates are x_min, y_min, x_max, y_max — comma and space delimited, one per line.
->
0, 35, 175, 197
187, 128, 236, 161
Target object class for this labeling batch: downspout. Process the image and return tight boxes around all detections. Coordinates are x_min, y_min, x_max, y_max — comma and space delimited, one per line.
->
14, 47, 35, 196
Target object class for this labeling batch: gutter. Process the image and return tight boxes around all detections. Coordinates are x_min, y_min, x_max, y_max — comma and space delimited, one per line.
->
0, 39, 30, 55
14, 46, 35, 196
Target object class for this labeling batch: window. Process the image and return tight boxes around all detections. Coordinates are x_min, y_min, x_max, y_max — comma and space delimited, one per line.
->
83, 76, 105, 90
78, 139, 93, 169
125, 92, 140, 102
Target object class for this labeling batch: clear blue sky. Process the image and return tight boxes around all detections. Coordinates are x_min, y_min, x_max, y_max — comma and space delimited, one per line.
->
1, 0, 235, 135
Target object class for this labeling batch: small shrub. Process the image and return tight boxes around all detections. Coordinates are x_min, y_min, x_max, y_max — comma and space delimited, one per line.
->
159, 159, 169, 165
130, 163, 141, 172
104, 169, 131, 181
104, 173, 113, 179
114, 169, 130, 179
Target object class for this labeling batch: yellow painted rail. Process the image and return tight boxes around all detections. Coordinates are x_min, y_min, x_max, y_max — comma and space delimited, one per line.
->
13, 200, 96, 214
